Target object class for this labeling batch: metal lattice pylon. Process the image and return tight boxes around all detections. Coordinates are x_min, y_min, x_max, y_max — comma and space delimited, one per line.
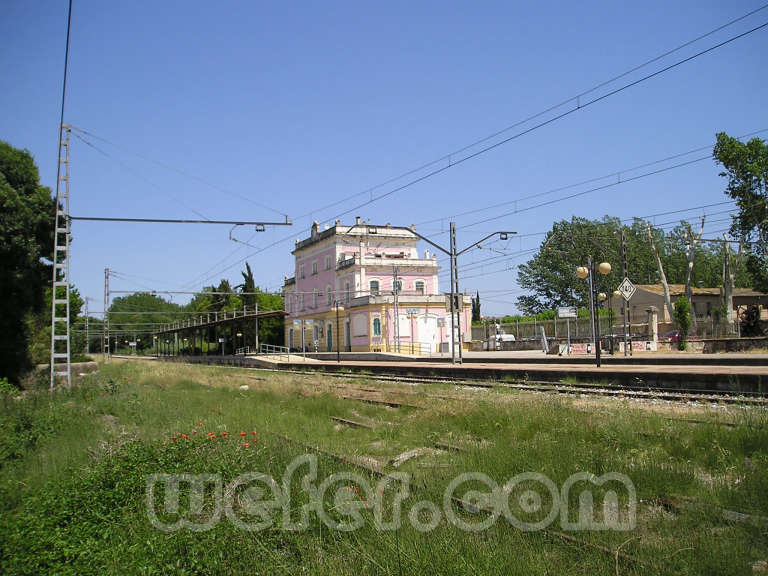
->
50, 125, 72, 390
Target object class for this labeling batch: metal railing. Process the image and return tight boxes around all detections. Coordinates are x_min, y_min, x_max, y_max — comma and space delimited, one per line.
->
471, 318, 650, 342
260, 343, 291, 360
235, 346, 251, 356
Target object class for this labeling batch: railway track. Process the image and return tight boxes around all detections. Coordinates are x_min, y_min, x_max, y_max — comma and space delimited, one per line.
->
263, 366, 768, 406
120, 355, 768, 406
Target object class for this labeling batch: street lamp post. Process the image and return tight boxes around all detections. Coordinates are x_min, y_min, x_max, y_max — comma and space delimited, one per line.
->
236, 332, 242, 355
577, 257, 612, 367
334, 301, 344, 363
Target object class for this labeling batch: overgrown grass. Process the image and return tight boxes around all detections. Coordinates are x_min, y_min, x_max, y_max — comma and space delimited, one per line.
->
1, 360, 767, 574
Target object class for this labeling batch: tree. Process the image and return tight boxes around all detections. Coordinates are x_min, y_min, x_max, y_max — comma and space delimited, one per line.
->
471, 291, 481, 322
239, 262, 257, 308
109, 293, 182, 353
713, 132, 768, 292
516, 214, 754, 317
646, 221, 674, 322
27, 286, 84, 364
673, 296, 691, 351
0, 141, 56, 382
517, 217, 627, 314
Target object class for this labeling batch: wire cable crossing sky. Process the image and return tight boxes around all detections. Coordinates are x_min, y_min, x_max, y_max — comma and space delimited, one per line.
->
1, 0, 766, 315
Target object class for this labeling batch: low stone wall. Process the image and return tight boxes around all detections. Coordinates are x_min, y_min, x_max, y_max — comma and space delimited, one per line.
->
35, 361, 99, 375
703, 336, 768, 353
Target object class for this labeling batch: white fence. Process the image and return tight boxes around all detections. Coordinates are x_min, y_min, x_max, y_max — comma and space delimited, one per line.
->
471, 316, 649, 342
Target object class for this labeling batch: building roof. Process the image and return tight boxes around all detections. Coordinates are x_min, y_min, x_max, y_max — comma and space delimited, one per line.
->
635, 284, 766, 297
293, 220, 418, 253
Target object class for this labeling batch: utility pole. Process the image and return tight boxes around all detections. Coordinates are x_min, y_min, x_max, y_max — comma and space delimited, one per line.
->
392, 266, 400, 353
84, 297, 93, 355
50, 125, 72, 391
103, 268, 110, 362
406, 223, 514, 364
449, 222, 463, 362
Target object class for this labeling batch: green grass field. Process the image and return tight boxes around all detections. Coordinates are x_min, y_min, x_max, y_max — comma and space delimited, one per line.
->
1, 359, 767, 575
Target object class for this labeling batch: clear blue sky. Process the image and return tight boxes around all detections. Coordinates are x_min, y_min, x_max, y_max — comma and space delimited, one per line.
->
1, 0, 766, 316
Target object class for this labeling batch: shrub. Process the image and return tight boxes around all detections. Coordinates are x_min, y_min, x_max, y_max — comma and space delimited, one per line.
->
673, 296, 691, 350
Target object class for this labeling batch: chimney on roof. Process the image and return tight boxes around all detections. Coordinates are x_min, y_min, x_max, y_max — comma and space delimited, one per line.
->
355, 216, 361, 225
311, 221, 319, 238
386, 222, 391, 227
334, 219, 340, 226
410, 224, 415, 231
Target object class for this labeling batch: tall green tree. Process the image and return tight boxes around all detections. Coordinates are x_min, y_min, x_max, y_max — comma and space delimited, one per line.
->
471, 291, 481, 322
713, 132, 768, 292
516, 215, 751, 314
109, 293, 181, 353
0, 141, 56, 382
239, 262, 257, 308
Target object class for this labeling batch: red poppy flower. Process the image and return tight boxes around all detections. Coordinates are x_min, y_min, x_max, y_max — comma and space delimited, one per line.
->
192, 430, 197, 434
171, 437, 177, 441
211, 408, 216, 412
198, 422, 203, 426
242, 442, 250, 448
210, 434, 216, 440
240, 432, 247, 437
84, 393, 88, 397
252, 431, 257, 436
182, 434, 189, 440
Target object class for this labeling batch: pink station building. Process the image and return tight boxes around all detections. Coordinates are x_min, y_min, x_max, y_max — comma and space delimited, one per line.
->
283, 219, 471, 354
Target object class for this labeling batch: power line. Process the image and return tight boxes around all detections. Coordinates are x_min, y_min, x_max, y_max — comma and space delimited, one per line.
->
421, 129, 763, 229
178, 16, 768, 289
71, 132, 213, 221
301, 4, 768, 223
69, 125, 289, 218
70, 216, 291, 225
331, 21, 768, 222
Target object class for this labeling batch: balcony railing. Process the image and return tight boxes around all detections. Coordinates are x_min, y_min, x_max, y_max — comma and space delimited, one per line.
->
336, 256, 356, 270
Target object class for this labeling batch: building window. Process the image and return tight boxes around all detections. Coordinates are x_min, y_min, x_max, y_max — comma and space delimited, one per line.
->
394, 279, 402, 292
345, 281, 350, 302
373, 317, 381, 336
326, 286, 332, 306
286, 297, 291, 313
299, 264, 305, 279
300, 293, 305, 311
313, 289, 318, 308
312, 261, 318, 275
415, 280, 425, 295
370, 280, 379, 295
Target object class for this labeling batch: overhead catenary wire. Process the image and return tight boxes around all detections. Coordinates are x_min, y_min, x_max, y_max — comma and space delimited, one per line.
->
69, 125, 289, 218
300, 5, 768, 223
71, 132, 213, 221
177, 17, 768, 290
328, 22, 768, 223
